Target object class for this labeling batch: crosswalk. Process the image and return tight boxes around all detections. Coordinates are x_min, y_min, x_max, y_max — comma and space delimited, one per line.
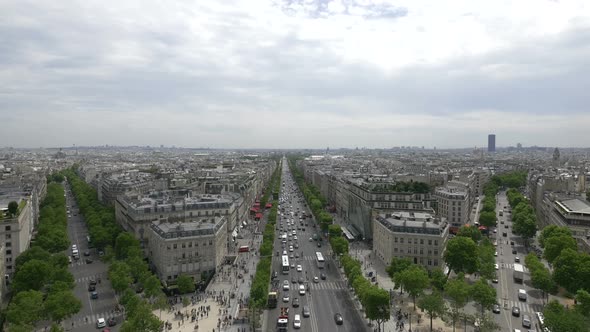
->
501, 299, 543, 315
75, 273, 107, 284
309, 281, 347, 290
68, 311, 122, 329
502, 263, 529, 271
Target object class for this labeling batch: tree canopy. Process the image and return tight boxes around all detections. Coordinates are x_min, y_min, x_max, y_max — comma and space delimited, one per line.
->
444, 236, 479, 276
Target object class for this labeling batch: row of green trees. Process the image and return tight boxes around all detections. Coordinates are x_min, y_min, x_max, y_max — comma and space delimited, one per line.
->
5, 178, 81, 332
249, 162, 281, 310
341, 254, 390, 329
287, 156, 333, 232
478, 171, 528, 228
63, 169, 164, 332
506, 188, 537, 246
443, 226, 496, 279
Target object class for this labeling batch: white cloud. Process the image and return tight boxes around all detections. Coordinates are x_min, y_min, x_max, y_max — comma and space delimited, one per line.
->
0, 0, 590, 148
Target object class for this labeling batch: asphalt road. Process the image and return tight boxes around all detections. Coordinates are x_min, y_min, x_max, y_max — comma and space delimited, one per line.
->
491, 190, 544, 332
265, 158, 367, 332
63, 184, 123, 332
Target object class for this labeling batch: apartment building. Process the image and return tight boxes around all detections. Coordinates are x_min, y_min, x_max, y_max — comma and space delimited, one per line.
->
115, 191, 237, 250
147, 216, 228, 286
373, 212, 449, 271
434, 186, 469, 229
540, 193, 590, 253
0, 197, 34, 275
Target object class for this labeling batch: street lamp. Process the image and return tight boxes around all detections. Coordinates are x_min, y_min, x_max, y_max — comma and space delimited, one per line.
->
408, 311, 412, 332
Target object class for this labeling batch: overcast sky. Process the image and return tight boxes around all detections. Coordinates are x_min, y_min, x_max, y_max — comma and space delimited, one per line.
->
1, 0, 590, 149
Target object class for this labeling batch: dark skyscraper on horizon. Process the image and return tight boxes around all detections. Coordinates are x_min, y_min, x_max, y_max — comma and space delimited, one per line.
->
488, 134, 496, 152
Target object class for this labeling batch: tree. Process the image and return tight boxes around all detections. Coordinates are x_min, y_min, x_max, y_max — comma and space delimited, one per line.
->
445, 275, 470, 332
539, 225, 571, 248
512, 215, 537, 246
457, 226, 482, 242
14, 246, 51, 275
544, 233, 577, 264
120, 302, 163, 332
328, 224, 342, 237
552, 248, 582, 293
5, 290, 44, 325
471, 279, 496, 315
8, 200, 19, 216
477, 241, 496, 280
544, 299, 590, 332
10, 259, 51, 293
418, 291, 446, 332
330, 236, 349, 255
114, 232, 140, 260
44, 291, 82, 322
363, 287, 390, 331
478, 211, 497, 228
386, 257, 412, 292
530, 266, 555, 304
398, 265, 430, 310
143, 275, 163, 301
176, 274, 195, 294
429, 268, 447, 292
444, 237, 479, 276
575, 289, 590, 318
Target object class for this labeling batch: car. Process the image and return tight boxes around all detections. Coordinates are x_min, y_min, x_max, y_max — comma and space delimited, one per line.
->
294, 243, 299, 249
309, 237, 313, 241
85, 258, 93, 264
334, 313, 344, 325
96, 318, 106, 328
495, 264, 499, 270
88, 284, 96, 292
289, 246, 294, 252
493, 229, 497, 233
494, 251, 498, 257
298, 277, 305, 284
313, 276, 319, 283
302, 306, 311, 317
295, 253, 300, 258
293, 314, 301, 329
512, 249, 517, 254
515, 256, 520, 262
296, 265, 302, 272
89, 279, 98, 286
290, 263, 295, 268
292, 297, 300, 307
518, 289, 527, 301
290, 253, 294, 259
292, 276, 297, 284
512, 306, 521, 317
272, 271, 278, 280
522, 314, 531, 328
492, 277, 499, 284
283, 250, 288, 255
84, 250, 90, 256
492, 304, 501, 313
320, 273, 326, 280
283, 280, 290, 291
317, 242, 322, 247
91, 291, 98, 299
282, 294, 290, 302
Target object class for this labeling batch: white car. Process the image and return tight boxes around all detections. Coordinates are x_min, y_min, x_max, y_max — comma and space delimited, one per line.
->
293, 314, 301, 329
494, 251, 498, 257
289, 246, 294, 252
283, 280, 290, 291
495, 264, 499, 270
96, 318, 106, 328
299, 284, 306, 295
296, 265, 302, 272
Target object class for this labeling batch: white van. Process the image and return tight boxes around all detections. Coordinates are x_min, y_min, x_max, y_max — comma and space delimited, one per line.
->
293, 314, 301, 329
518, 289, 527, 301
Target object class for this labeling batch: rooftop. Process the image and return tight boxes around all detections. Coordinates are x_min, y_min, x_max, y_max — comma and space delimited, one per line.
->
556, 198, 590, 215
150, 216, 226, 239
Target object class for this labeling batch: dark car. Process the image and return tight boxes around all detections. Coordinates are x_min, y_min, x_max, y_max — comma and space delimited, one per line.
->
512, 249, 517, 254
334, 313, 344, 325
302, 306, 311, 318
88, 284, 96, 292
89, 279, 98, 286
317, 242, 322, 248
292, 298, 300, 307
84, 250, 91, 256
320, 273, 326, 280
272, 271, 278, 280
292, 276, 297, 284
107, 317, 117, 326
512, 306, 521, 317
492, 304, 500, 314
85, 258, 93, 264
91, 291, 98, 299
298, 277, 305, 284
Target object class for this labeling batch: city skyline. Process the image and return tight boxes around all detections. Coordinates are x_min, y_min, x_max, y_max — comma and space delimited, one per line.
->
1, 1, 590, 149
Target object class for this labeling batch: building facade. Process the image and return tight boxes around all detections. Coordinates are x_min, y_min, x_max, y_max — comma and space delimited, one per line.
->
147, 216, 228, 286
434, 186, 469, 229
373, 212, 449, 271
488, 134, 496, 152
0, 198, 33, 275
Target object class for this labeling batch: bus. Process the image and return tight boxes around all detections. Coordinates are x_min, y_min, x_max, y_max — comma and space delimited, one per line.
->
238, 246, 250, 253
315, 252, 325, 269
282, 255, 290, 274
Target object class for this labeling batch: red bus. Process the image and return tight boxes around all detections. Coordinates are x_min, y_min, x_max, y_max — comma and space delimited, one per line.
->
238, 246, 250, 253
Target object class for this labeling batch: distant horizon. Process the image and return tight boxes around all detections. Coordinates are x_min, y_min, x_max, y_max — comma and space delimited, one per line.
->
3, 144, 589, 151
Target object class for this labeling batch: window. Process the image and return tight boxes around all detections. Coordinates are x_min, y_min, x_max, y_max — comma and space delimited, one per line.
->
5, 242, 11, 248
6, 250, 11, 255
420, 239, 424, 245
428, 259, 432, 266
173, 244, 177, 249
434, 250, 438, 256
209, 240, 213, 246
394, 237, 398, 243
434, 240, 438, 246
4, 226, 10, 231
414, 238, 418, 244
428, 240, 432, 245
400, 238, 404, 244
188, 242, 192, 248
5, 234, 11, 239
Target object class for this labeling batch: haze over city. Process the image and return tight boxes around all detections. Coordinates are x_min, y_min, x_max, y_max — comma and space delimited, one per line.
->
1, 0, 590, 148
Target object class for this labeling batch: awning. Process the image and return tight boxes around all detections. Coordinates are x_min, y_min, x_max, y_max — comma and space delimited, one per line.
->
250, 207, 259, 212
255, 213, 263, 219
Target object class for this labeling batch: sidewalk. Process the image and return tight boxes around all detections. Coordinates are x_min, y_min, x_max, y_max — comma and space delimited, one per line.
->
153, 216, 266, 332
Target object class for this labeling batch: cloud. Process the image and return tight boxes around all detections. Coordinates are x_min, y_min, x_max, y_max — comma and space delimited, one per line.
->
0, 0, 590, 148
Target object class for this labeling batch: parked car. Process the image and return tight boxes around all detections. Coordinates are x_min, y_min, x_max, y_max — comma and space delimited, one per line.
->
334, 313, 344, 325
